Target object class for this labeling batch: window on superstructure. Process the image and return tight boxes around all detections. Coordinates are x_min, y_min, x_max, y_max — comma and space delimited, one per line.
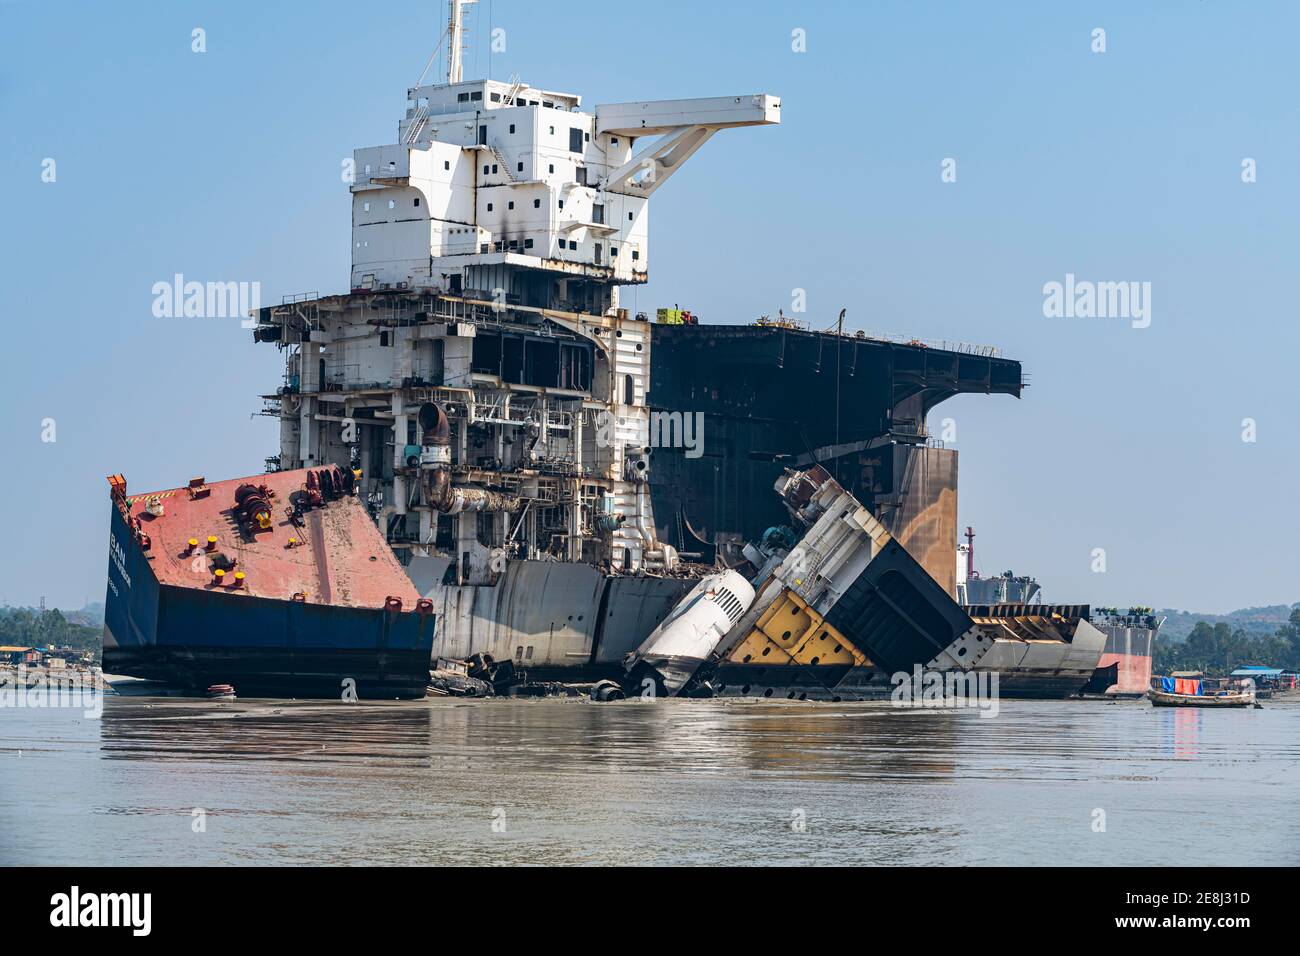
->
491, 92, 501, 102
533, 199, 540, 208
444, 160, 450, 170
387, 200, 395, 209
624, 375, 634, 405
508, 201, 514, 210
487, 203, 493, 211
569, 128, 583, 153
470, 91, 482, 101
363, 201, 370, 212
457, 93, 469, 102
414, 197, 420, 207
517, 162, 523, 173
632, 250, 639, 260
592, 204, 604, 224
492, 164, 498, 174
483, 165, 489, 175
524, 238, 533, 249
509, 124, 516, 134
548, 164, 554, 174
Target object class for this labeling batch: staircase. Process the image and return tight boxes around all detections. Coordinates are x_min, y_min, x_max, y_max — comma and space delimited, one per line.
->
501, 74, 524, 106
489, 143, 518, 183
403, 104, 430, 145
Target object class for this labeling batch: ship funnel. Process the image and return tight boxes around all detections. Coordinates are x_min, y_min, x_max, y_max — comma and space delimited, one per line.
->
418, 402, 450, 446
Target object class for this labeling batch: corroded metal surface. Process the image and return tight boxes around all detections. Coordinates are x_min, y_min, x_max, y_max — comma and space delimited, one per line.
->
119, 468, 419, 607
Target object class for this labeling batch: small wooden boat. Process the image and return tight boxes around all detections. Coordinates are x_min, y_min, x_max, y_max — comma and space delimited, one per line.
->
1148, 676, 1256, 708
1148, 689, 1255, 707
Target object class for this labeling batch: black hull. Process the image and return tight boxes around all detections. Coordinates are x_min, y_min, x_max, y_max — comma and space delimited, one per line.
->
105, 643, 433, 700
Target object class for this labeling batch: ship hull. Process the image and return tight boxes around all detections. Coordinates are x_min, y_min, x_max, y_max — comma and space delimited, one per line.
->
103, 592, 435, 700
1093, 623, 1155, 696
406, 555, 694, 669
103, 482, 436, 700
405, 559, 1103, 700
710, 663, 1094, 701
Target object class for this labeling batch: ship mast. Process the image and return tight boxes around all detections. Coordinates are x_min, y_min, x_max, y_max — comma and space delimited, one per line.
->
447, 0, 478, 84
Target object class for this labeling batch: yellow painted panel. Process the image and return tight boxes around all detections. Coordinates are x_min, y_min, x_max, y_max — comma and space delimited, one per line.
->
728, 589, 871, 667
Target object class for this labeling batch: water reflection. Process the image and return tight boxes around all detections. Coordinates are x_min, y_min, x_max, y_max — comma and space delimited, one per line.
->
2, 695, 1296, 866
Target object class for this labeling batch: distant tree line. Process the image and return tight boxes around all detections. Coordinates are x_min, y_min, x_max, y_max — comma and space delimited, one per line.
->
1154, 608, 1300, 675
0, 608, 101, 659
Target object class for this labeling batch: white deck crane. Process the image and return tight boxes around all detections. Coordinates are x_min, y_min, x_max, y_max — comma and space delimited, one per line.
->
595, 94, 781, 197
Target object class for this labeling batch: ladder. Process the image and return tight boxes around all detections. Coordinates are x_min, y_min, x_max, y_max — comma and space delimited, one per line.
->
404, 104, 430, 145
501, 74, 523, 106
489, 143, 518, 183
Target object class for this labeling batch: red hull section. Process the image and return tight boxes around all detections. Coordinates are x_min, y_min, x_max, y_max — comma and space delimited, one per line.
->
104, 467, 435, 699
114, 467, 419, 607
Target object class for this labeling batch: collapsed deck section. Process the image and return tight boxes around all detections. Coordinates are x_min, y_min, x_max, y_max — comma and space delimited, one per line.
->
966, 604, 1108, 697
102, 468, 434, 698
708, 470, 1107, 701
714, 467, 988, 696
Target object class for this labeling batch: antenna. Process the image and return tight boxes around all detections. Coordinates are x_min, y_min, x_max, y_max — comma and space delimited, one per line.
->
448, 0, 480, 85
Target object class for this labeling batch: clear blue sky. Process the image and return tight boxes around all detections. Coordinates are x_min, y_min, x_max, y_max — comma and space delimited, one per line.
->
2, 1, 1296, 613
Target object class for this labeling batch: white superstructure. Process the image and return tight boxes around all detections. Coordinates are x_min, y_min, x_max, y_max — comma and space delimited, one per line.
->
351, 1, 778, 307
254, 4, 780, 588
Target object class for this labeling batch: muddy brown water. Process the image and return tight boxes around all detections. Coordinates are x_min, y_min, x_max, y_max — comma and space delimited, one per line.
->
2, 693, 1297, 865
